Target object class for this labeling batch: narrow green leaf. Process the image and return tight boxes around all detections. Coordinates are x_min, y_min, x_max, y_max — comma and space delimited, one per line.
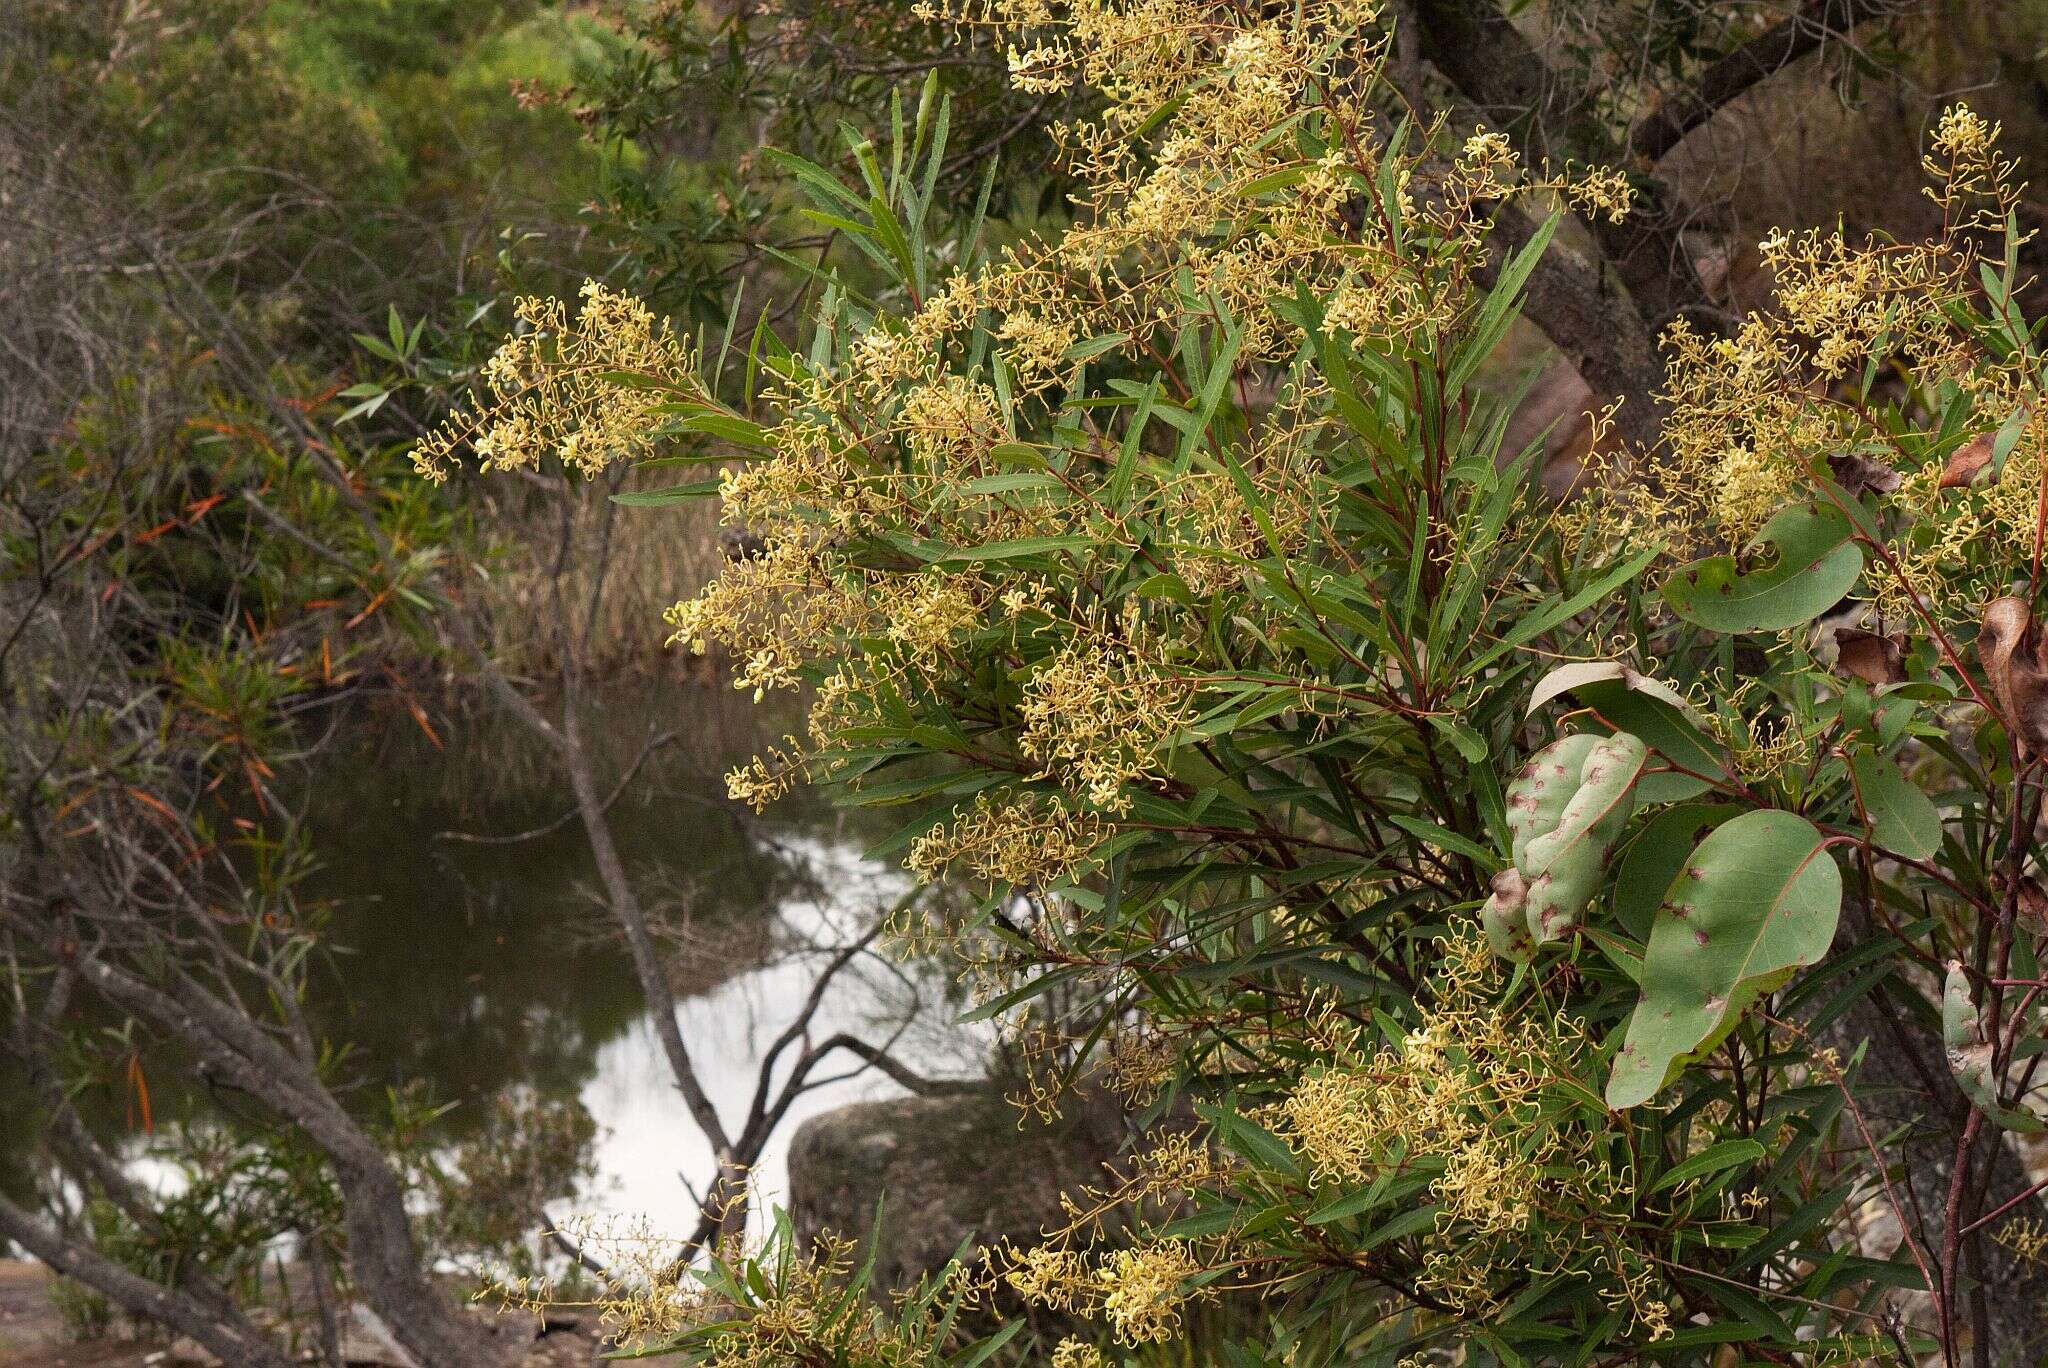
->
933, 534, 1092, 565
1653, 1138, 1766, 1192
610, 483, 720, 506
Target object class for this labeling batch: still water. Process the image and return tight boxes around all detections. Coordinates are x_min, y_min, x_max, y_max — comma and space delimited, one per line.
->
293, 681, 983, 1237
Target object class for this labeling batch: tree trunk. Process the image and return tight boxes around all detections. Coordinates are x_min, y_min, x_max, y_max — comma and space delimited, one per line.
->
64, 952, 506, 1367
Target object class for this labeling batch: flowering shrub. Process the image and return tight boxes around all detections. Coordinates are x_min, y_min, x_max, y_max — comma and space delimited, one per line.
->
430, 1, 2048, 1362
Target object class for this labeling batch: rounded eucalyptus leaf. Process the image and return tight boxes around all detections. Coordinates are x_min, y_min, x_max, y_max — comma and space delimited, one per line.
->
1610, 803, 1742, 941
1943, 960, 2047, 1134
1566, 677, 1722, 802
1662, 502, 1863, 633
1606, 810, 1841, 1109
1942, 959, 1979, 1053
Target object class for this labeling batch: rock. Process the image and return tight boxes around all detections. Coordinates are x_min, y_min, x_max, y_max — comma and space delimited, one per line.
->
479, 1309, 544, 1345
332, 1303, 420, 1367
515, 1327, 603, 1366
787, 1086, 1127, 1289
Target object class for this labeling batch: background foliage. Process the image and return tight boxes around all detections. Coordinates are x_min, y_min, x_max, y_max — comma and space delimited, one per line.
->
22, 0, 2048, 1365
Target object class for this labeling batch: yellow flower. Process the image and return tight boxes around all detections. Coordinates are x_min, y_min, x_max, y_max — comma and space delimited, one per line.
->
415, 282, 694, 482
1094, 1241, 1199, 1344
906, 791, 1109, 887
1051, 1338, 1108, 1368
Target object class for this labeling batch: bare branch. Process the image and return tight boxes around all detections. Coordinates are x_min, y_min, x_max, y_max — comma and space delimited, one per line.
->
539, 1211, 612, 1280
1479, 200, 1668, 451
1628, 0, 1910, 163
801, 1033, 971, 1097
40, 938, 502, 1367
0, 1193, 294, 1368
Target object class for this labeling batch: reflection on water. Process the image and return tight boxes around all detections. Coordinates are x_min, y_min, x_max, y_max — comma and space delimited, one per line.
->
581, 838, 980, 1231
297, 682, 982, 1236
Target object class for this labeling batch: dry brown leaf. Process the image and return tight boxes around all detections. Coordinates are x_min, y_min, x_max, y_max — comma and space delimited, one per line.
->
2017, 878, 2048, 927
1977, 596, 2048, 755
1939, 432, 1997, 489
1835, 629, 1905, 686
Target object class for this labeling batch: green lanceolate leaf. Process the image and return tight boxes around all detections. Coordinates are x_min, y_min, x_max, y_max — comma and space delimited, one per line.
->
1848, 751, 1940, 862
1662, 502, 1863, 632
611, 482, 721, 506
1652, 1138, 1767, 1193
1607, 810, 1842, 1108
